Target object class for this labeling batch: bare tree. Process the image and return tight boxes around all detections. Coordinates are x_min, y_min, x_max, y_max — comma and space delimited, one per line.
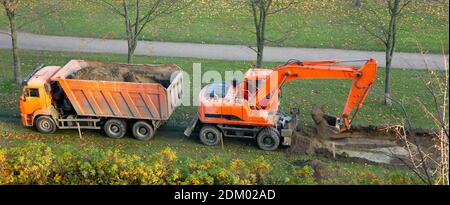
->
355, 0, 412, 106
244, 0, 297, 68
390, 48, 448, 185
1, 0, 21, 84
415, 48, 449, 185
1, 0, 68, 84
94, 0, 193, 63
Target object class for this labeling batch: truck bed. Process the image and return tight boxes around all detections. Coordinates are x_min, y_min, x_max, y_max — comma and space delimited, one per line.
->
51, 60, 183, 120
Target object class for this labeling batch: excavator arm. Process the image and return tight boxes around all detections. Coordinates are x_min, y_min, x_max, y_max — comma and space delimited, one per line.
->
273, 58, 378, 130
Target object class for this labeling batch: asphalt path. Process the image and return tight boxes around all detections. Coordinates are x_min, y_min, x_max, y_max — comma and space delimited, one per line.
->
0, 31, 447, 69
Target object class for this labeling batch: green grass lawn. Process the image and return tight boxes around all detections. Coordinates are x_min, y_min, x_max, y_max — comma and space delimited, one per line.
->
0, 48, 441, 184
0, 0, 448, 53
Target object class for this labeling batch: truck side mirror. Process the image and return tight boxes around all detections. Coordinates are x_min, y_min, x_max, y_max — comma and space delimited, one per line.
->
22, 89, 28, 102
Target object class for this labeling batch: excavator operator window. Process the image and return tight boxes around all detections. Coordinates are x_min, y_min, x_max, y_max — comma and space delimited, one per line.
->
245, 79, 265, 98
205, 83, 229, 98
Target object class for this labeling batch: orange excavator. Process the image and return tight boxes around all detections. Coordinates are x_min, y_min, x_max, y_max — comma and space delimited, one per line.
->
184, 58, 377, 150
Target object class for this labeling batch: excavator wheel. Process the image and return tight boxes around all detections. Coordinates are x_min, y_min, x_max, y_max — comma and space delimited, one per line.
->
199, 125, 222, 146
257, 128, 280, 151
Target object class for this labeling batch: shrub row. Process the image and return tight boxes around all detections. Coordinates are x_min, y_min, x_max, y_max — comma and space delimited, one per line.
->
0, 142, 316, 185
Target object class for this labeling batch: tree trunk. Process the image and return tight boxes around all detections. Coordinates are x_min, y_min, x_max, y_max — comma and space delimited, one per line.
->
126, 34, 137, 64
123, 1, 136, 64
127, 45, 135, 64
254, 1, 266, 68
5, 5, 22, 84
384, 0, 400, 106
384, 49, 392, 106
256, 18, 264, 68
385, 31, 397, 106
256, 44, 264, 68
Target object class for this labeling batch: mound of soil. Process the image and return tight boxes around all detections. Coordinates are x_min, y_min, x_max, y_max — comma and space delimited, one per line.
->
67, 62, 178, 88
286, 124, 437, 168
285, 127, 320, 155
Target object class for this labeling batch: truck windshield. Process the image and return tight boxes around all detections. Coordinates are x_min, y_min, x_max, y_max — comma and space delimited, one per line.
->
24, 88, 39, 98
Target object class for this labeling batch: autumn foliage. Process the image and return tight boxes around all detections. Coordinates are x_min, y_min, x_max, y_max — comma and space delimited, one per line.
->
0, 141, 317, 185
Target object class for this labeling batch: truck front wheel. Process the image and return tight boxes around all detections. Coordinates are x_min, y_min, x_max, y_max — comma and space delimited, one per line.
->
104, 119, 127, 139
132, 121, 154, 141
35, 116, 57, 134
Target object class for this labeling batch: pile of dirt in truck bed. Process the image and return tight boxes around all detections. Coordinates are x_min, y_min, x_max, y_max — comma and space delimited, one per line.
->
67, 62, 179, 88
286, 124, 437, 168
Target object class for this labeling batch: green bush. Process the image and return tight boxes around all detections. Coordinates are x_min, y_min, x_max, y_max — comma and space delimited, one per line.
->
0, 142, 423, 185
0, 142, 280, 185
283, 165, 317, 185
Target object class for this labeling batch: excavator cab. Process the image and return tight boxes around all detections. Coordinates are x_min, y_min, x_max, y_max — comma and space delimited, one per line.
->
244, 78, 265, 105
186, 58, 377, 150
243, 69, 274, 109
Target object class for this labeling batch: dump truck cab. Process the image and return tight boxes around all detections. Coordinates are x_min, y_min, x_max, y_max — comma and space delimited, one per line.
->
20, 65, 61, 127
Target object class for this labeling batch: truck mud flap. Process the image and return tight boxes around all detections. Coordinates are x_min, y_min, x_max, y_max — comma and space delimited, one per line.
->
184, 115, 199, 137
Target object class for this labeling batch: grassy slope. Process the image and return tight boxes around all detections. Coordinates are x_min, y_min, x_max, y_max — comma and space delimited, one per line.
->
0, 0, 447, 53
0, 49, 439, 184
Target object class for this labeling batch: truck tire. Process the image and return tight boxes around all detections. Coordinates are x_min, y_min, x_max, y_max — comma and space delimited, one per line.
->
104, 119, 127, 139
199, 125, 222, 146
132, 121, 154, 141
257, 128, 280, 151
35, 116, 57, 134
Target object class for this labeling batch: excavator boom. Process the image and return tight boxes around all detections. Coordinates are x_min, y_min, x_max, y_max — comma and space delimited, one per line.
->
272, 58, 378, 130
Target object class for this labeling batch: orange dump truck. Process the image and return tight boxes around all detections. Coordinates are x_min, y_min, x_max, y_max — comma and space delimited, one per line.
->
20, 60, 183, 140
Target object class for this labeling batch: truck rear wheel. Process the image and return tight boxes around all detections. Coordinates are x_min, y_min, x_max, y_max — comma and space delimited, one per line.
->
35, 116, 57, 134
104, 119, 127, 139
199, 125, 222, 146
257, 128, 280, 151
132, 121, 154, 141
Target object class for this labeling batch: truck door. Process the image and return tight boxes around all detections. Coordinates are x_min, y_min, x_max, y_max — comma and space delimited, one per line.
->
20, 87, 43, 125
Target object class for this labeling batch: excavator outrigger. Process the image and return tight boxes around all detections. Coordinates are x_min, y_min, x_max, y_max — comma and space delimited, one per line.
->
184, 58, 378, 150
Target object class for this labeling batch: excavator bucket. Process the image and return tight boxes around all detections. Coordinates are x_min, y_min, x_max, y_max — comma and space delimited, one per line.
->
311, 105, 340, 139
